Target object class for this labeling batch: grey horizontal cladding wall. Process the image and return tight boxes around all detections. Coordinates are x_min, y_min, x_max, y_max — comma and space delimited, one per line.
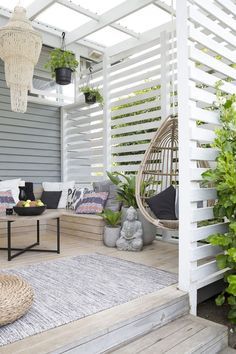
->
0, 61, 61, 183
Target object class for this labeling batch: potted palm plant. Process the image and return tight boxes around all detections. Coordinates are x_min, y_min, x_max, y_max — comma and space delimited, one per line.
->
106, 171, 157, 245
45, 48, 79, 85
99, 209, 121, 247
80, 86, 103, 105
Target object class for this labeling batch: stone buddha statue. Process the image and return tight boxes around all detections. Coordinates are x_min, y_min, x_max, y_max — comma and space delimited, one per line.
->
116, 206, 143, 252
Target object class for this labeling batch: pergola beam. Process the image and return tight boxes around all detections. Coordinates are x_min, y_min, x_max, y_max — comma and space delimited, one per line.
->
26, 0, 56, 20
58, 0, 140, 39
153, 0, 176, 15
107, 21, 174, 57
65, 0, 154, 45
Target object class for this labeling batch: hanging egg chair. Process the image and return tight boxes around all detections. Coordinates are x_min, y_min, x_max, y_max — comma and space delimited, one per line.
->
136, 115, 179, 230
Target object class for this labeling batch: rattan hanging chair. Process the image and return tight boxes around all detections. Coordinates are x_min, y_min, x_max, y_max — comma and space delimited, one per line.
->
136, 115, 179, 230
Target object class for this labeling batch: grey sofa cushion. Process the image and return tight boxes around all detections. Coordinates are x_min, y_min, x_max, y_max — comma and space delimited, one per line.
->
93, 180, 121, 212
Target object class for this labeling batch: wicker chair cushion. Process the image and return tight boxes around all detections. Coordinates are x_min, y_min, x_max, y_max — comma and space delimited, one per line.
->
146, 185, 177, 220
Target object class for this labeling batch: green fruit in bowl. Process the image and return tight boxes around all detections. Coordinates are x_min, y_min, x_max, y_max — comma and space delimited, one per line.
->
24, 203, 30, 207
36, 200, 44, 207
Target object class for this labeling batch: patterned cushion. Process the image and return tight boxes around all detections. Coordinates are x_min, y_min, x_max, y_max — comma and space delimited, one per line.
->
0, 190, 15, 214
66, 187, 91, 210
75, 192, 109, 214
93, 180, 121, 212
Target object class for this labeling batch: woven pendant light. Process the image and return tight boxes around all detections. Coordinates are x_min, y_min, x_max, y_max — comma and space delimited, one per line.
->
0, 6, 42, 113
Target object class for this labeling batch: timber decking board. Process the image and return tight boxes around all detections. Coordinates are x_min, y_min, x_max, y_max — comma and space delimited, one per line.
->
0, 234, 179, 353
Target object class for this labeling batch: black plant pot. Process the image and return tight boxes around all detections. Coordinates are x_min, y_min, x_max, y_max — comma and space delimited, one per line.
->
55, 67, 72, 85
84, 92, 96, 104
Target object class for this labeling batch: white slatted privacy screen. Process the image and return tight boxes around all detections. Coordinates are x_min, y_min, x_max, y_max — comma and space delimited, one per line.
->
177, 0, 236, 314
62, 24, 177, 185
62, 64, 104, 185
110, 29, 177, 175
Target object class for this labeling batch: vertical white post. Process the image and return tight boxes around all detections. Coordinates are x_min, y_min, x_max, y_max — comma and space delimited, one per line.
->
103, 51, 112, 175
176, 0, 197, 314
160, 30, 170, 121
61, 107, 67, 182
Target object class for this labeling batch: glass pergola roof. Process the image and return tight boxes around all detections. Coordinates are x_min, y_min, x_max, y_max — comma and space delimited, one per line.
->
0, 0, 175, 51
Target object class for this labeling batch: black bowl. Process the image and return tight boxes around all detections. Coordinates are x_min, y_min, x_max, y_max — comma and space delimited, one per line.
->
13, 205, 47, 216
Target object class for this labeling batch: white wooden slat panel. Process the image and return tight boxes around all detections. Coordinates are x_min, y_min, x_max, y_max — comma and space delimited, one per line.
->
191, 261, 219, 282
190, 86, 216, 106
191, 207, 214, 222
112, 132, 155, 145
194, 0, 236, 31
111, 165, 140, 173
189, 6, 236, 46
111, 89, 160, 107
190, 126, 216, 143
112, 121, 160, 135
111, 99, 160, 118
190, 106, 220, 125
110, 58, 161, 82
113, 154, 144, 163
216, 0, 236, 16
190, 47, 236, 80
190, 244, 221, 262
189, 26, 236, 63
196, 271, 226, 290
190, 148, 218, 161
190, 188, 217, 202
110, 79, 161, 99
190, 168, 208, 181
110, 68, 161, 91
112, 143, 149, 154
190, 66, 236, 95
109, 46, 161, 74
112, 110, 161, 127
191, 223, 228, 242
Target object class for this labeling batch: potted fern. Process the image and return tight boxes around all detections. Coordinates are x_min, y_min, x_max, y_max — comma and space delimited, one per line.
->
45, 48, 79, 85
99, 209, 121, 247
80, 86, 103, 105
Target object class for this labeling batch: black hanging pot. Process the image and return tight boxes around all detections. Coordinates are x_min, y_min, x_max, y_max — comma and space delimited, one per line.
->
55, 67, 72, 85
84, 92, 96, 104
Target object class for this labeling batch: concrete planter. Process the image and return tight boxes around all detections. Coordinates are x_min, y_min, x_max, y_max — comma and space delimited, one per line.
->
103, 226, 121, 247
121, 207, 156, 246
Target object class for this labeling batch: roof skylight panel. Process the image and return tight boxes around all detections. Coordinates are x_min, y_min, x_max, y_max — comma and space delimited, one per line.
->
36, 3, 91, 32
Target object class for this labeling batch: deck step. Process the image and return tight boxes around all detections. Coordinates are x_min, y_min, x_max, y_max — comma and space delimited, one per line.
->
51, 285, 189, 354
219, 348, 236, 353
111, 315, 228, 354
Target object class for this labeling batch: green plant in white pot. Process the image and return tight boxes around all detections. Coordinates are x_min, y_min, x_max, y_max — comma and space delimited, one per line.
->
106, 171, 157, 245
99, 209, 121, 247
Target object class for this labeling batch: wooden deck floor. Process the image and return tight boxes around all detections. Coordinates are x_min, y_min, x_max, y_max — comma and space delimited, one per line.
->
0, 232, 179, 354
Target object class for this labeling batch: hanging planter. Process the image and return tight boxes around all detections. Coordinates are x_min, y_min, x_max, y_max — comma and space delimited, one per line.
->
45, 33, 79, 85
55, 67, 73, 85
80, 86, 103, 105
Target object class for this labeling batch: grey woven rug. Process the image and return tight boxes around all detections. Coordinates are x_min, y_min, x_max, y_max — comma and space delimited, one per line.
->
0, 253, 177, 346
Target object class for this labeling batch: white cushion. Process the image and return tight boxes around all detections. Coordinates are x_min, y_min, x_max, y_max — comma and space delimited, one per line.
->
42, 181, 75, 208
0, 179, 21, 203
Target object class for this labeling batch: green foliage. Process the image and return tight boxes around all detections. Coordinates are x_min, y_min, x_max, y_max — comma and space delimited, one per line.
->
106, 171, 155, 208
45, 48, 79, 78
99, 209, 121, 227
202, 81, 236, 323
80, 86, 104, 104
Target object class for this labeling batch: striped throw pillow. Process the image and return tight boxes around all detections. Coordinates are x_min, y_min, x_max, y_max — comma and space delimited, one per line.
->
75, 192, 108, 214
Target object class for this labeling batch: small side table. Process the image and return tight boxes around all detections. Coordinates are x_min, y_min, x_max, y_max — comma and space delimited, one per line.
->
0, 210, 62, 261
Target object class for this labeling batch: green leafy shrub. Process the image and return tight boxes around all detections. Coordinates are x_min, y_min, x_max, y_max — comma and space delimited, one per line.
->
202, 81, 236, 323
80, 86, 104, 104
45, 48, 79, 78
99, 209, 121, 227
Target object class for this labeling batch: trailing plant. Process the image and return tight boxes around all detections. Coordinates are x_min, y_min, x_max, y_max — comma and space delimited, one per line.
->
45, 48, 79, 78
202, 81, 236, 323
80, 86, 104, 104
107, 171, 156, 208
99, 209, 121, 227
